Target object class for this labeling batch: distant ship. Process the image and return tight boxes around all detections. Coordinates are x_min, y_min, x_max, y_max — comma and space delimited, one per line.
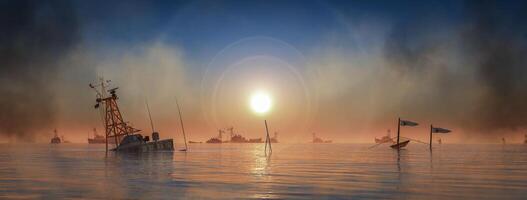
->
50, 129, 61, 144
206, 129, 224, 143
50, 129, 71, 144
229, 127, 250, 143
206, 127, 270, 143
88, 128, 115, 144
312, 132, 332, 143
375, 129, 394, 144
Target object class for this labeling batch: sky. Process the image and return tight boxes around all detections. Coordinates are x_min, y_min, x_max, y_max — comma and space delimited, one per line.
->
1, 0, 527, 143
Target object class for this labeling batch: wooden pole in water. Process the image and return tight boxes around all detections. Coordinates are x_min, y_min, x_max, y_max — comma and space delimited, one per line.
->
429, 124, 433, 151
264, 120, 272, 154
175, 97, 188, 151
397, 117, 400, 145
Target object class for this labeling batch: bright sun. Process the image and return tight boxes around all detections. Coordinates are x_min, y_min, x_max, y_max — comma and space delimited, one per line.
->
250, 92, 272, 114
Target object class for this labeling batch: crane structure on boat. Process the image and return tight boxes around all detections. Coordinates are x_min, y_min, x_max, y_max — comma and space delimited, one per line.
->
89, 78, 141, 152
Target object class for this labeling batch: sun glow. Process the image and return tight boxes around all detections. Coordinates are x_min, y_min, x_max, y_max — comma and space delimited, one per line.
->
250, 92, 272, 114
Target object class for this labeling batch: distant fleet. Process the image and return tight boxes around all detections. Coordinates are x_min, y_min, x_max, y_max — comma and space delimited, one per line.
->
205, 127, 279, 144
46, 78, 526, 147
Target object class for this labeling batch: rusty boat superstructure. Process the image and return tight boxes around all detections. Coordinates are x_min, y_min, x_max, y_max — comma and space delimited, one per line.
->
89, 78, 173, 152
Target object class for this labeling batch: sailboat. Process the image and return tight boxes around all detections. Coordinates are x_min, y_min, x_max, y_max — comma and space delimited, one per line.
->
390, 118, 417, 149
175, 97, 188, 152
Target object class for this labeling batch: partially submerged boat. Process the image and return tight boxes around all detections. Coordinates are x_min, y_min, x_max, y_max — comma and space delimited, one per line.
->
89, 78, 174, 152
112, 132, 174, 152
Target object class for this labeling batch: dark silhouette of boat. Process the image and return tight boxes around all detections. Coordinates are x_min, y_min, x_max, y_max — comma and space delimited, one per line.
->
50, 129, 61, 144
111, 133, 173, 152
88, 128, 115, 144
206, 129, 224, 143
390, 140, 409, 149
312, 132, 332, 143
230, 132, 249, 143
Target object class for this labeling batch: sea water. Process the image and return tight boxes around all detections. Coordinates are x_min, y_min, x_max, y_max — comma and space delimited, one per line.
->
0, 143, 526, 199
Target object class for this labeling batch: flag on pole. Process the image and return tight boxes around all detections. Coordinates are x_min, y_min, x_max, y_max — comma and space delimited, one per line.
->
400, 120, 418, 126
432, 127, 451, 133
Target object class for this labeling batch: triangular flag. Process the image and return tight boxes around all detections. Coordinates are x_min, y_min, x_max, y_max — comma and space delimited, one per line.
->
400, 120, 418, 126
432, 127, 451, 133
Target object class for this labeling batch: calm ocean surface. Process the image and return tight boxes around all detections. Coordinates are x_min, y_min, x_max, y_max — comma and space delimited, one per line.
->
0, 143, 526, 199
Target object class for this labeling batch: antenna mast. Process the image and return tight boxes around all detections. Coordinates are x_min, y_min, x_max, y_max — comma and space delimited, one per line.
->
145, 99, 155, 133
175, 97, 188, 151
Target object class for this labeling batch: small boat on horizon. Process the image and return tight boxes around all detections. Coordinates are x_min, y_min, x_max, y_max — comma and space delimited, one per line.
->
50, 129, 61, 144
312, 132, 332, 143
88, 128, 115, 144
375, 129, 394, 144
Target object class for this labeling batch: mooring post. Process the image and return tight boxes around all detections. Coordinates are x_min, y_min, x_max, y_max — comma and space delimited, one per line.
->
264, 120, 272, 154
429, 124, 433, 151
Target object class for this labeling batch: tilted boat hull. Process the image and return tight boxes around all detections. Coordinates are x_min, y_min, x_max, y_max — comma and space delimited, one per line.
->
390, 140, 410, 149
112, 139, 174, 152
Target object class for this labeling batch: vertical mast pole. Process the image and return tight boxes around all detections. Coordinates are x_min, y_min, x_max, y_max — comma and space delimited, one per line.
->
100, 78, 109, 152
265, 120, 272, 154
430, 125, 433, 151
176, 97, 188, 151
397, 117, 400, 145
145, 99, 155, 133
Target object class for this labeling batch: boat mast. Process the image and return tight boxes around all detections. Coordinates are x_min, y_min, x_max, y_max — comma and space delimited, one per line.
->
145, 99, 156, 133
397, 117, 400, 145
429, 124, 433, 150
175, 97, 188, 151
